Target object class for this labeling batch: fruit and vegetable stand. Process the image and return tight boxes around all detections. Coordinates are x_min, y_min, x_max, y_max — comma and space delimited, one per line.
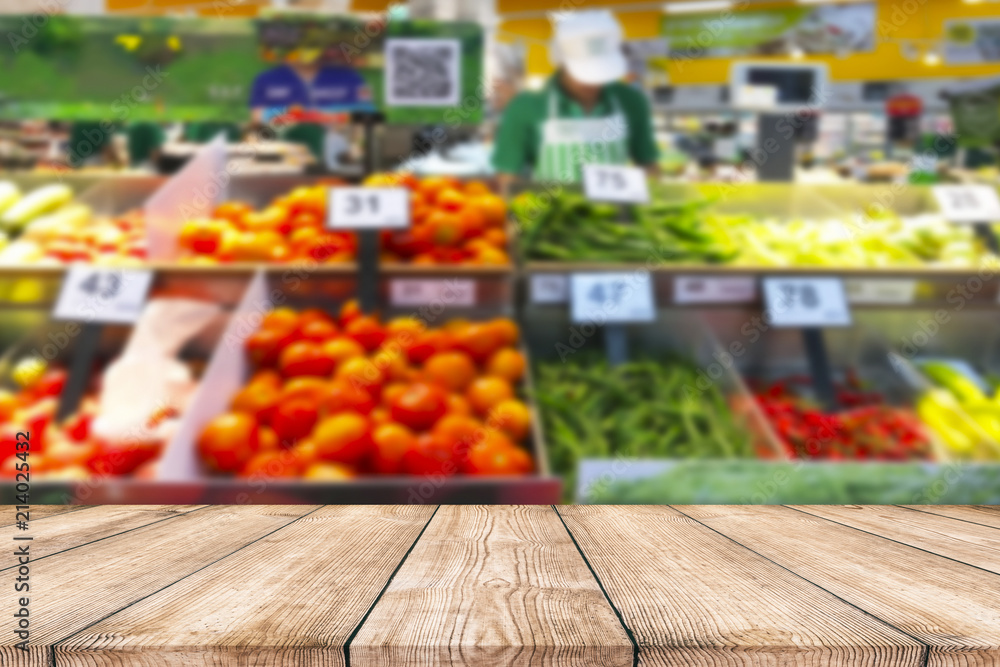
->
1, 152, 1000, 504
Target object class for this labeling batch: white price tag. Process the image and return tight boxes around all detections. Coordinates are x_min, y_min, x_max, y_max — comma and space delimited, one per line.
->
582, 165, 650, 204
673, 276, 756, 305
54, 267, 153, 324
328, 187, 411, 230
762, 277, 851, 328
530, 274, 568, 304
845, 279, 917, 305
932, 185, 1000, 223
389, 279, 475, 307
570, 273, 656, 324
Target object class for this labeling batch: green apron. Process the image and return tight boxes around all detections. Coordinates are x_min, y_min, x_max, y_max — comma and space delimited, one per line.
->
533, 87, 629, 183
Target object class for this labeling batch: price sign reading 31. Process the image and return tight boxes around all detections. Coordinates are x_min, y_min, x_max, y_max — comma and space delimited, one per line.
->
328, 187, 411, 230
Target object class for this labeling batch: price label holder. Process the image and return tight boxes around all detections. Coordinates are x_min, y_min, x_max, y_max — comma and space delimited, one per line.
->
845, 278, 917, 305
389, 278, 476, 307
762, 276, 852, 411
933, 185, 1000, 253
328, 187, 411, 312
673, 275, 756, 305
570, 272, 656, 366
52, 267, 154, 421
530, 274, 569, 304
582, 165, 650, 205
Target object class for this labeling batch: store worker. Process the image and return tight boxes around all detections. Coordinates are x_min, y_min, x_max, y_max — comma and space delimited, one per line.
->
492, 10, 659, 186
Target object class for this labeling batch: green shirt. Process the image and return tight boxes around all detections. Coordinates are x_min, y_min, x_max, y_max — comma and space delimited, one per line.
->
126, 122, 165, 166
492, 77, 659, 176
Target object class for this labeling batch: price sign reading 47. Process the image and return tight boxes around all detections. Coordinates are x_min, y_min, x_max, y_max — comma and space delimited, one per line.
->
570, 272, 655, 324
762, 277, 852, 329
582, 165, 650, 204
53, 267, 154, 324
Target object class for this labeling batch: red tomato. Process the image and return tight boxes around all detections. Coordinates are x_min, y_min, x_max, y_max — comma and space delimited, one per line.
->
389, 383, 449, 431
197, 412, 260, 474
320, 381, 376, 416
344, 316, 387, 352
87, 440, 161, 477
28, 369, 67, 400
313, 413, 372, 465
403, 433, 458, 476
239, 450, 301, 478
297, 319, 339, 343
453, 323, 504, 363
339, 300, 362, 327
279, 377, 330, 405
371, 422, 416, 474
64, 412, 93, 442
406, 330, 453, 365
278, 341, 336, 377
245, 328, 296, 368
230, 382, 281, 425
261, 307, 299, 332
271, 399, 319, 446
463, 438, 532, 476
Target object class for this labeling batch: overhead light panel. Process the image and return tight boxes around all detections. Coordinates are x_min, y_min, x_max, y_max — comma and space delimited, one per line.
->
664, 1, 735, 14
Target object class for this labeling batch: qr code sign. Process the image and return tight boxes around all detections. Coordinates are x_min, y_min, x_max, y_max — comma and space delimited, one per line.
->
385, 38, 461, 107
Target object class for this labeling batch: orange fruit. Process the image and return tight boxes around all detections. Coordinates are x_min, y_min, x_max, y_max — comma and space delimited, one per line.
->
406, 329, 454, 364
258, 426, 280, 452
464, 440, 533, 476
453, 322, 504, 363
262, 307, 299, 332
380, 381, 409, 406
335, 356, 385, 394
436, 188, 466, 212
485, 348, 525, 383
487, 399, 532, 442
423, 351, 478, 392
457, 205, 486, 240
385, 316, 426, 340
371, 422, 417, 474
303, 462, 355, 481
313, 413, 372, 465
230, 381, 281, 423
464, 180, 492, 196
198, 412, 260, 473
418, 176, 458, 204
280, 376, 330, 404
447, 393, 473, 416
240, 450, 300, 478
370, 406, 392, 426
466, 377, 514, 416
432, 414, 484, 452
475, 194, 506, 228
483, 228, 507, 247
487, 318, 519, 347
320, 381, 376, 416
321, 338, 366, 368
425, 210, 464, 247
473, 246, 509, 265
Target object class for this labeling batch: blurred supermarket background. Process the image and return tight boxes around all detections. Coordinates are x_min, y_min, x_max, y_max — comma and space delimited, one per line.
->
1, 0, 1000, 505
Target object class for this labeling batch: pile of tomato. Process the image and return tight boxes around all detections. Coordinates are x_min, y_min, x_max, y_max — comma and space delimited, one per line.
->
176, 175, 509, 266
197, 303, 535, 479
0, 366, 173, 480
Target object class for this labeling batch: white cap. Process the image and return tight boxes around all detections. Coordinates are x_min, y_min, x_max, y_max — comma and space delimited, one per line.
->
550, 10, 627, 86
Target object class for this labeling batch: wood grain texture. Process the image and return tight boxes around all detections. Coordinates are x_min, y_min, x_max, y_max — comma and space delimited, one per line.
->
1, 504, 92, 527
56, 505, 436, 667
792, 505, 1000, 575
0, 506, 206, 566
901, 506, 1000, 530
0, 504, 318, 662
682, 506, 1000, 667
560, 505, 923, 667
351, 505, 633, 667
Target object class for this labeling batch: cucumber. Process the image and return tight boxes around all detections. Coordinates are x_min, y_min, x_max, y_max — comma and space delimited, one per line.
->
0, 184, 74, 233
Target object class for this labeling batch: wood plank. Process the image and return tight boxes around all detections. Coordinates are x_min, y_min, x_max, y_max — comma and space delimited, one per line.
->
902, 506, 1000, 530
351, 505, 633, 667
0, 504, 318, 665
56, 506, 435, 667
0, 504, 92, 527
0, 506, 206, 565
682, 506, 1000, 667
792, 505, 1000, 575
560, 505, 923, 667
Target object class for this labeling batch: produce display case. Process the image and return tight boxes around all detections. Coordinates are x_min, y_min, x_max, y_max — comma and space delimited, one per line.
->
1, 271, 559, 504
560, 307, 1000, 504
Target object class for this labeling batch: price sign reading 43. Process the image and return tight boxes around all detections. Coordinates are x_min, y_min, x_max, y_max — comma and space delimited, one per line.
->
582, 165, 650, 204
54, 267, 154, 324
933, 185, 1000, 223
762, 277, 852, 329
570, 272, 656, 324
328, 187, 411, 230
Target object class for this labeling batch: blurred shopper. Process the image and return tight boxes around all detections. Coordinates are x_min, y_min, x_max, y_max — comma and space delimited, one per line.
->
126, 121, 166, 169
492, 10, 658, 186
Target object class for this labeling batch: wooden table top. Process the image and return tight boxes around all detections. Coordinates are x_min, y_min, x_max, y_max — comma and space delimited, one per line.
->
3, 505, 1000, 666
